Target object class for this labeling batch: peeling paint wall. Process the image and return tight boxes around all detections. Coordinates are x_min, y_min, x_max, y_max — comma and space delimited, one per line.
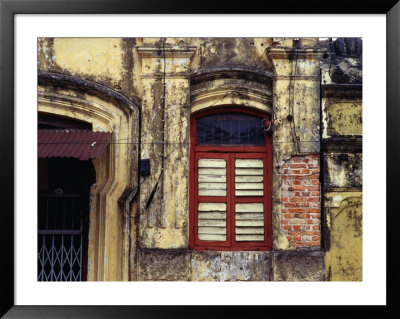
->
323, 101, 362, 138
38, 38, 141, 103
321, 41, 362, 281
37, 37, 362, 282
324, 193, 362, 281
137, 44, 194, 249
324, 153, 362, 189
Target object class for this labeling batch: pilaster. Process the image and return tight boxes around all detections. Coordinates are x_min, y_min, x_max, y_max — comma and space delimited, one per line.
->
137, 44, 196, 249
267, 43, 325, 250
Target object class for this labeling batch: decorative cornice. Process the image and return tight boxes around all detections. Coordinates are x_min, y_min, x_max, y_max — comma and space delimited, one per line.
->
191, 65, 273, 85
322, 83, 362, 98
137, 45, 197, 59
273, 75, 321, 81
267, 47, 326, 60
322, 137, 362, 153
141, 73, 190, 80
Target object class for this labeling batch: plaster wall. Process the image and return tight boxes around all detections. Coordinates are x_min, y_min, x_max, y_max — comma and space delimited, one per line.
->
36, 37, 361, 281
321, 74, 362, 281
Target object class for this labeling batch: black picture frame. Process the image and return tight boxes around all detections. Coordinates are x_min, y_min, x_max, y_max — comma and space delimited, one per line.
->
1, 0, 399, 317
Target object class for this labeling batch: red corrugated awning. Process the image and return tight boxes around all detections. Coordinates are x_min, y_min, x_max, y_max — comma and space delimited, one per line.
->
38, 129, 112, 161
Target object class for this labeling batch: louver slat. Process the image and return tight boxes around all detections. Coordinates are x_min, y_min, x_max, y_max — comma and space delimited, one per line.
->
198, 202, 226, 241
198, 158, 227, 196
235, 203, 264, 242
235, 159, 264, 196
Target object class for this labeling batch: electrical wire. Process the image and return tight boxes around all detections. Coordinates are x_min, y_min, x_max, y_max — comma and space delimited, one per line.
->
292, 47, 301, 154
288, 43, 301, 155
254, 45, 269, 69
38, 141, 190, 145
39, 140, 322, 145
159, 38, 167, 220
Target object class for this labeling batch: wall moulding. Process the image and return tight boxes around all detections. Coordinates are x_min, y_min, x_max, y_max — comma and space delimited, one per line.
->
267, 47, 327, 61
190, 67, 273, 115
136, 45, 197, 59
38, 71, 141, 115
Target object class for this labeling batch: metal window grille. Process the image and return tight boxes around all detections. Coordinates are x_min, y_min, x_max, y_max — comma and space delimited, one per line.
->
196, 113, 265, 145
37, 194, 84, 281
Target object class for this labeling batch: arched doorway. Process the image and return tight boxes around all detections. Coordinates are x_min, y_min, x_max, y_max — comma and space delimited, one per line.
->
38, 72, 140, 281
38, 113, 97, 281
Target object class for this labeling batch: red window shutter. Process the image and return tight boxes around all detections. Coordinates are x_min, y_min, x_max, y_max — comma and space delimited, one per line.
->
189, 109, 272, 251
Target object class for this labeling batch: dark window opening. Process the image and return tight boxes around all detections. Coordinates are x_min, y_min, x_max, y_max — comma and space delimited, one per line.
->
38, 112, 92, 130
38, 158, 95, 281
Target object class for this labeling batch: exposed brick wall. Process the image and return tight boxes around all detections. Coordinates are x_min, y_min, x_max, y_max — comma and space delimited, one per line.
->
281, 155, 321, 248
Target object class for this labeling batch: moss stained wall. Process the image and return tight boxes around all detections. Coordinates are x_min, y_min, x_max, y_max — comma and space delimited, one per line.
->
321, 71, 362, 281
38, 38, 141, 103
37, 37, 362, 281
137, 43, 195, 250
323, 193, 362, 281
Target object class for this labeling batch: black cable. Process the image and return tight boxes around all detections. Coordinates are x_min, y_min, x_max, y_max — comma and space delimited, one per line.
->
288, 43, 300, 155
39, 140, 323, 145
159, 38, 167, 210
122, 177, 147, 219
291, 47, 301, 154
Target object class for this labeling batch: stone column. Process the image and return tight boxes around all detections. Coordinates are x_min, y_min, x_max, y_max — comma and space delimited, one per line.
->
268, 40, 325, 250
137, 43, 196, 249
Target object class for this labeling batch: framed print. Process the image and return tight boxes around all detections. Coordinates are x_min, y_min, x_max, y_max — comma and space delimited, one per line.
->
1, 0, 399, 318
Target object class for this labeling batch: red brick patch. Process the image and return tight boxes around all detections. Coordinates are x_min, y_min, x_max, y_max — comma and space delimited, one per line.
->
281, 155, 321, 248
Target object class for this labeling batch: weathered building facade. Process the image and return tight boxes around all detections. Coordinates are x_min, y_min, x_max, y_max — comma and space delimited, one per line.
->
37, 37, 362, 281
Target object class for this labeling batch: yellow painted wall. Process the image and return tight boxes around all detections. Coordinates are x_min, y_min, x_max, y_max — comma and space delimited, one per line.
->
324, 192, 362, 281
321, 54, 362, 281
322, 99, 362, 139
37, 37, 362, 281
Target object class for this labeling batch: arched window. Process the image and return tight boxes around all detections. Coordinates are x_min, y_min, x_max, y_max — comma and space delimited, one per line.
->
189, 108, 272, 250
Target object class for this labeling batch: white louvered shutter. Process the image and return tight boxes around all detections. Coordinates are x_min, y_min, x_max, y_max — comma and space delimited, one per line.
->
234, 158, 265, 242
197, 157, 227, 241
198, 158, 227, 196
235, 159, 264, 196
235, 203, 264, 241
198, 202, 227, 241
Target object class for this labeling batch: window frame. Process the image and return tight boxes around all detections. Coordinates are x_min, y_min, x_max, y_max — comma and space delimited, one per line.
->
189, 107, 272, 251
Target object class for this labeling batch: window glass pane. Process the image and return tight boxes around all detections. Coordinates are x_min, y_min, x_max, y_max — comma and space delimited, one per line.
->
196, 113, 265, 145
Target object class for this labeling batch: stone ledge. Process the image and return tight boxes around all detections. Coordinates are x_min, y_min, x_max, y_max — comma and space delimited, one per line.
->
273, 249, 325, 281
137, 249, 191, 281
137, 249, 325, 281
